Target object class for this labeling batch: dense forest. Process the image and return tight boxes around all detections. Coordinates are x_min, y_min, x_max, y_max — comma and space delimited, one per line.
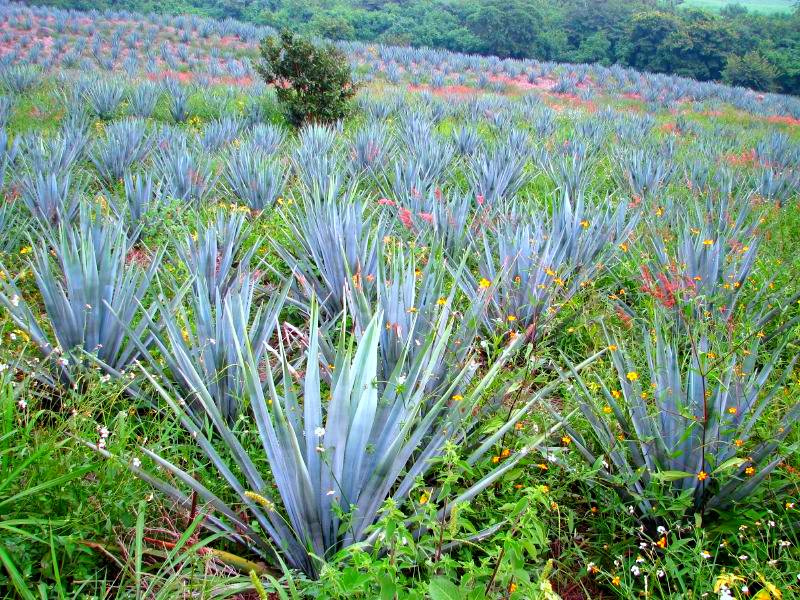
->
25, 0, 800, 94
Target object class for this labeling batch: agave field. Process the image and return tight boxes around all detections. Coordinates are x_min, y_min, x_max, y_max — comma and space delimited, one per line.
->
0, 0, 799, 598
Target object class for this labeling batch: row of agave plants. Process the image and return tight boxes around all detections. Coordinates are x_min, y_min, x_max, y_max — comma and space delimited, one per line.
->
3, 0, 800, 121
1, 99, 798, 579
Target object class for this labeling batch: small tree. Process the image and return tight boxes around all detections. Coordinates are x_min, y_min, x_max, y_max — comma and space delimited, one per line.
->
723, 51, 778, 92
256, 29, 357, 127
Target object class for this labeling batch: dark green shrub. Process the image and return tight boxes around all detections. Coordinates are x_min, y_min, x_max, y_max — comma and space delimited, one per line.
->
256, 29, 357, 127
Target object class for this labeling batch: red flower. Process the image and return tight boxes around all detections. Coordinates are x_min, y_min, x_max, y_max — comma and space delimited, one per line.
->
398, 207, 414, 230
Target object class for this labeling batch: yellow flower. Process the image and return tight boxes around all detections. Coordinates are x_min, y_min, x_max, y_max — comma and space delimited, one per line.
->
580, 220, 589, 228
727, 407, 738, 415
451, 394, 464, 402
507, 314, 517, 322
626, 371, 639, 381
611, 389, 621, 399
703, 239, 714, 246
501, 448, 510, 458
745, 466, 755, 476
611, 575, 620, 586
437, 297, 446, 305
608, 344, 618, 351
508, 582, 517, 593
561, 435, 572, 445
19, 246, 32, 255
478, 278, 491, 289
603, 405, 612, 414
419, 492, 429, 505
714, 574, 745, 593
491, 455, 500, 464
697, 470, 709, 482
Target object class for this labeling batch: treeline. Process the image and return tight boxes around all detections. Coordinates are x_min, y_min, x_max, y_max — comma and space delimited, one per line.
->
26, 0, 800, 94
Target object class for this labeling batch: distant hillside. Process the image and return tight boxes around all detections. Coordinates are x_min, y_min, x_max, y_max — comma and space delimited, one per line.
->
23, 0, 800, 95
682, 0, 796, 13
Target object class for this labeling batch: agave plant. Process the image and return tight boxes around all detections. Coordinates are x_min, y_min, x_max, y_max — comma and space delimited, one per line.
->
127, 274, 286, 422
0, 201, 28, 255
107, 298, 590, 577
84, 79, 125, 120
163, 79, 191, 123
157, 143, 218, 205
21, 130, 87, 175
128, 81, 160, 118
222, 143, 287, 211
615, 146, 676, 201
275, 182, 380, 321
348, 122, 393, 176
176, 209, 260, 301
550, 319, 799, 517
348, 243, 477, 392
0, 65, 40, 93
0, 209, 162, 387
634, 193, 767, 326
89, 118, 152, 184
200, 117, 243, 152
19, 169, 83, 228
462, 192, 636, 341
538, 140, 596, 200
108, 173, 163, 243
249, 123, 286, 155
451, 126, 483, 157
468, 145, 530, 207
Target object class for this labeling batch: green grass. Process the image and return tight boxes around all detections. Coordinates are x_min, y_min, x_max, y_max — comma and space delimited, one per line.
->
682, 0, 796, 13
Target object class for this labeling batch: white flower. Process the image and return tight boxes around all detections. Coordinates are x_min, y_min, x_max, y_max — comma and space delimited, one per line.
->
56, 357, 69, 367
741, 586, 749, 594
701, 550, 712, 559
779, 540, 791, 548
326, 490, 335, 496
98, 438, 106, 449
132, 457, 141, 468
98, 426, 110, 439
630, 565, 641, 576
657, 526, 667, 535
10, 294, 19, 307
719, 586, 734, 600
397, 375, 406, 385
17, 399, 27, 410
315, 446, 325, 453
657, 569, 665, 579
314, 427, 325, 437
738, 555, 749, 561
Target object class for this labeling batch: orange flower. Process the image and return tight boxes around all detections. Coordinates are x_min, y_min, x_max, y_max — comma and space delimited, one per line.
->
697, 471, 709, 482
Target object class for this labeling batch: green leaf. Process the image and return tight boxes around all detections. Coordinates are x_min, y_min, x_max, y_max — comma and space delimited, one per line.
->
428, 578, 460, 600
713, 457, 747, 473
652, 470, 694, 481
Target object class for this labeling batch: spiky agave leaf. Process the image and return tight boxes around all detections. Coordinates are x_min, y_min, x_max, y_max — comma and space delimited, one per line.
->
89, 117, 153, 184
109, 299, 587, 578
348, 242, 478, 392
462, 191, 637, 341
223, 143, 288, 211
127, 274, 287, 422
108, 173, 164, 244
19, 169, 83, 229
549, 319, 799, 517
0, 208, 162, 387
175, 209, 260, 302
275, 183, 381, 322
